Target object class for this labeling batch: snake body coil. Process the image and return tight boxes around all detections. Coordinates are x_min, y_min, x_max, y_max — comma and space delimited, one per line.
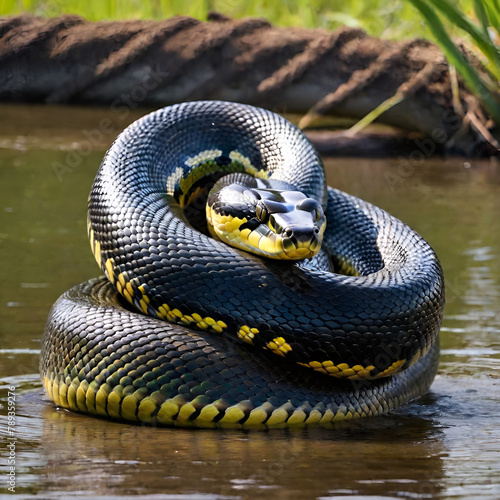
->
40, 101, 445, 428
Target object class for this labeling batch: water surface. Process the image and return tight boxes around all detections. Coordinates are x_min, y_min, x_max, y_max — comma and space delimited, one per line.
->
0, 104, 499, 499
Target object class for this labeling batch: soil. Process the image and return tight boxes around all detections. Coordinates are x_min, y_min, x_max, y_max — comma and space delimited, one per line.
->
0, 13, 497, 156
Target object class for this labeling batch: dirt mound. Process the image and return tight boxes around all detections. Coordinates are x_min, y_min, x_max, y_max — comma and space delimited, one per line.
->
0, 14, 496, 155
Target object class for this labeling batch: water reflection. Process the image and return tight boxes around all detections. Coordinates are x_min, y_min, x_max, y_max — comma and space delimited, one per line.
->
8, 385, 446, 499
0, 104, 499, 499
5, 376, 496, 498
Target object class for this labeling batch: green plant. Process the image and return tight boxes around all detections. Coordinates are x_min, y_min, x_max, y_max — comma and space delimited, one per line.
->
0, 0, 468, 39
408, 0, 500, 125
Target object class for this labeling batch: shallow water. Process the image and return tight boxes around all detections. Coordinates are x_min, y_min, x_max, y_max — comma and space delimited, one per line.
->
0, 104, 499, 499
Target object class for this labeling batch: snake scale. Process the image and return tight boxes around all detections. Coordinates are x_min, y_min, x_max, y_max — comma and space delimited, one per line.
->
40, 101, 445, 428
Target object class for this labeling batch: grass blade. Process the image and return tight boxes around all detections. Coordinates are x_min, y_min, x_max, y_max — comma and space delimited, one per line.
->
473, 0, 491, 35
483, 0, 500, 35
426, 0, 500, 79
408, 0, 500, 125
344, 94, 404, 136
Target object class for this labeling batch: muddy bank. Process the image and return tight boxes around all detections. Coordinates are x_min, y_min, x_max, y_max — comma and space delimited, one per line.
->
0, 14, 497, 155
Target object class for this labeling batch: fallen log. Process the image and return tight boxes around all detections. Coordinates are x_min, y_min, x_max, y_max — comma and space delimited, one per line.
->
0, 14, 497, 156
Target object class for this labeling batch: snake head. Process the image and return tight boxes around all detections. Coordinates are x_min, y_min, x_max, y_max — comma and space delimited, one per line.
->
207, 175, 326, 260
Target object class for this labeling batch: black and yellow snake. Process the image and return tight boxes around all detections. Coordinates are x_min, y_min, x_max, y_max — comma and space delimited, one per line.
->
40, 101, 445, 428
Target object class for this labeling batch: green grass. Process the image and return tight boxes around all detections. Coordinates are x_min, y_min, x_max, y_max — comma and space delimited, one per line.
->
0, 0, 471, 40
408, 0, 500, 128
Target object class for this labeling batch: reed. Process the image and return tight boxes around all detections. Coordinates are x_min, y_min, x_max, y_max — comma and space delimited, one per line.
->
408, 0, 500, 125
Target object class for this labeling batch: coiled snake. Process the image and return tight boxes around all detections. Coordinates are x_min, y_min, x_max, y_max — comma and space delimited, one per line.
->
40, 101, 445, 428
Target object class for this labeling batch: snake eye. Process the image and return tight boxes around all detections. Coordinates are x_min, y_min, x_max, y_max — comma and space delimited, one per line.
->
256, 203, 268, 222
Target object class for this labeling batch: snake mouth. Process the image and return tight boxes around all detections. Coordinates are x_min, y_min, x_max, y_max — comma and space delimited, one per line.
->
208, 219, 323, 260
281, 226, 323, 259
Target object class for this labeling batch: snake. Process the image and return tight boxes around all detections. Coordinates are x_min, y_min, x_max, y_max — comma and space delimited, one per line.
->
40, 100, 445, 429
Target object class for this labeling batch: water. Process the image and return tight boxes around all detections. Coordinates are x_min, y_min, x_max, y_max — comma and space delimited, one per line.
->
0, 104, 499, 499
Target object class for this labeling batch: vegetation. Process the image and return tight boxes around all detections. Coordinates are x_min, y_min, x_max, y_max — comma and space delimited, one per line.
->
1, 0, 469, 39
2, 0, 499, 130
408, 0, 500, 128
341, 0, 500, 136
